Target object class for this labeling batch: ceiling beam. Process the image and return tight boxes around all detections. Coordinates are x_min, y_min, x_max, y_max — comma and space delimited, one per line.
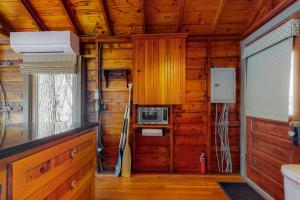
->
188, 34, 242, 41
244, 0, 265, 31
267, 0, 275, 11
0, 28, 9, 37
58, 0, 82, 35
99, 0, 114, 36
176, 0, 185, 33
79, 34, 242, 44
0, 15, 10, 37
19, 0, 48, 31
211, 0, 227, 34
243, 0, 297, 38
140, 0, 146, 33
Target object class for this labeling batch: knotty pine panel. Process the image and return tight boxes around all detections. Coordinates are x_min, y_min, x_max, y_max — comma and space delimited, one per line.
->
133, 37, 186, 105
174, 145, 206, 172
173, 41, 207, 172
0, 45, 23, 124
173, 40, 240, 173
135, 146, 169, 156
100, 43, 133, 170
134, 156, 170, 172
0, 40, 241, 172
174, 123, 206, 135
84, 55, 97, 123
210, 40, 240, 173
0, 38, 240, 173
246, 117, 300, 200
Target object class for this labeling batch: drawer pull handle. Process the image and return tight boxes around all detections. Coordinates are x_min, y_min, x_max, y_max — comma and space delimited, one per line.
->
70, 149, 77, 158
70, 180, 77, 188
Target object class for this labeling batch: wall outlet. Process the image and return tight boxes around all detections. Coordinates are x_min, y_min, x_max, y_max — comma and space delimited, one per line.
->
94, 89, 99, 100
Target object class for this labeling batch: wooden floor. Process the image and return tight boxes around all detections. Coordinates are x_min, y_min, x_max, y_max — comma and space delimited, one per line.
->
95, 173, 243, 200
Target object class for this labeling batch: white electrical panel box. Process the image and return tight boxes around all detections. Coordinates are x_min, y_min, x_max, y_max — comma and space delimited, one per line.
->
210, 68, 236, 103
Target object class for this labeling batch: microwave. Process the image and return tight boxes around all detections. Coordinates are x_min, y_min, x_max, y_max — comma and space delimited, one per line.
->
138, 107, 168, 125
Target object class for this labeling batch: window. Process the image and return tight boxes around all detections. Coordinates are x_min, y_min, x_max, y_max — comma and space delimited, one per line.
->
33, 74, 80, 137
246, 38, 293, 122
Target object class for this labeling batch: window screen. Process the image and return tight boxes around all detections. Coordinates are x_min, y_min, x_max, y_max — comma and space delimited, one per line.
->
246, 38, 293, 122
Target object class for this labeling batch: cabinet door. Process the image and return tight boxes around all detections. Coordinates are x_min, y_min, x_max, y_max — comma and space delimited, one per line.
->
133, 39, 145, 104
133, 37, 185, 105
144, 39, 161, 104
158, 38, 185, 104
133, 39, 160, 104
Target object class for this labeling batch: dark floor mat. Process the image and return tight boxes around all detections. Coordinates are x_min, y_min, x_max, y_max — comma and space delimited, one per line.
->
218, 182, 265, 200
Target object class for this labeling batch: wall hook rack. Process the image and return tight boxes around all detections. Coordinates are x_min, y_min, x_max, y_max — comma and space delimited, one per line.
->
103, 69, 130, 88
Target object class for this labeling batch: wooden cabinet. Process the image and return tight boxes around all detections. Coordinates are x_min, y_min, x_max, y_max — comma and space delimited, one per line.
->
5, 130, 96, 200
133, 34, 187, 105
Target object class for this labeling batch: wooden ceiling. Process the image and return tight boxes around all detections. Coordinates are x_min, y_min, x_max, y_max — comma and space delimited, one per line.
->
0, 0, 294, 39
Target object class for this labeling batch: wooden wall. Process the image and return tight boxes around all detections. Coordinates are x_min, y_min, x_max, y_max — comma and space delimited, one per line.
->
0, 45, 23, 124
97, 39, 240, 172
80, 41, 133, 169
0, 38, 240, 173
100, 43, 133, 169
173, 40, 240, 173
81, 42, 98, 123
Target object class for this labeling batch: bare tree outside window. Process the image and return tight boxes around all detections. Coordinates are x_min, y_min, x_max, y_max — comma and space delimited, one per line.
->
36, 74, 76, 138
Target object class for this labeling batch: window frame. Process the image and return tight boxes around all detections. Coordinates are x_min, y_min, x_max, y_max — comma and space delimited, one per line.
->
23, 59, 82, 134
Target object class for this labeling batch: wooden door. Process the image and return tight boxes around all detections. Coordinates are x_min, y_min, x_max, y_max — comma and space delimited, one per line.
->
246, 117, 300, 200
133, 34, 186, 105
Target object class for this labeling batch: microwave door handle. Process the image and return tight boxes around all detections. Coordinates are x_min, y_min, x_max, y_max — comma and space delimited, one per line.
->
163, 109, 168, 121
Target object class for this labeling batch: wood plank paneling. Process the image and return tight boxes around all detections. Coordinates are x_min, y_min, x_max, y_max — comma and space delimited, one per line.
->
173, 39, 240, 173
0, 0, 292, 37
100, 42, 132, 169
133, 35, 186, 105
0, 45, 23, 124
0, 37, 240, 174
247, 117, 300, 200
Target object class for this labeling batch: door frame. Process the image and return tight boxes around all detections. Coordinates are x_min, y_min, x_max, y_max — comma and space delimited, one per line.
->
240, 1, 300, 177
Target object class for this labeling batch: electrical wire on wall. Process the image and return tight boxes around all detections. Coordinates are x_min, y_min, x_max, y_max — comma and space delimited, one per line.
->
0, 81, 10, 146
96, 42, 105, 173
215, 103, 232, 173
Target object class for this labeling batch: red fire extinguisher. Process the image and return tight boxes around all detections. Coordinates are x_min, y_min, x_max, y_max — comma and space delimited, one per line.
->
200, 153, 206, 174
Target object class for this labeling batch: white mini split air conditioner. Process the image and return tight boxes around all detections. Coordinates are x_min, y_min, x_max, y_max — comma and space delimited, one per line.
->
10, 31, 79, 55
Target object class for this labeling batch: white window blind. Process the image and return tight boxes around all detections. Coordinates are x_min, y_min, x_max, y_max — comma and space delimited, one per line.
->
246, 38, 293, 122
20, 54, 79, 74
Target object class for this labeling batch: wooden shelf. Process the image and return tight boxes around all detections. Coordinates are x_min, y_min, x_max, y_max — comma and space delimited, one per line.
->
132, 106, 174, 173
132, 123, 173, 129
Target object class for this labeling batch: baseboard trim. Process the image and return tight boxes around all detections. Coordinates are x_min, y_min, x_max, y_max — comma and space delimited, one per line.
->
245, 177, 275, 200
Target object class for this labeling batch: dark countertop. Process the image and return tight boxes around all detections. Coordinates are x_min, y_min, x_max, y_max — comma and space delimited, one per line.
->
0, 122, 98, 160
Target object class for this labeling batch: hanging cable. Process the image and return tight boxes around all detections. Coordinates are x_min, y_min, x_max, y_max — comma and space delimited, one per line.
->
215, 103, 232, 173
215, 103, 220, 172
0, 81, 9, 125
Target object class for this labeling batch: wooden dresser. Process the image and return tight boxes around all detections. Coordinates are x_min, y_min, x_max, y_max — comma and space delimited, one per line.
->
0, 128, 96, 200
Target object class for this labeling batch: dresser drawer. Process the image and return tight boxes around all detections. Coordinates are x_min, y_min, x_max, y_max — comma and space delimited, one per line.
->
27, 156, 95, 200
8, 131, 96, 200
70, 173, 95, 200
